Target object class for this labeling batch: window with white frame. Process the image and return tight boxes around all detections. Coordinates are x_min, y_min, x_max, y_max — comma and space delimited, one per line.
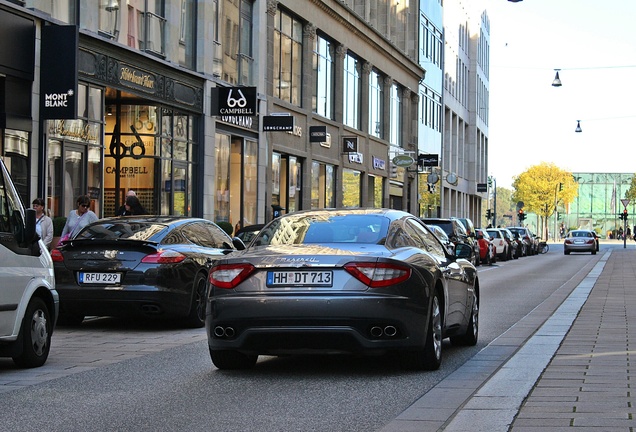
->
313, 35, 334, 119
343, 53, 360, 129
389, 83, 401, 146
369, 69, 383, 138
274, 9, 303, 105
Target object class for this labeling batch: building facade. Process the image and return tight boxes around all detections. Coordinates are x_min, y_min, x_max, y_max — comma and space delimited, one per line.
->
0, 0, 428, 230
557, 172, 635, 238
440, 0, 489, 222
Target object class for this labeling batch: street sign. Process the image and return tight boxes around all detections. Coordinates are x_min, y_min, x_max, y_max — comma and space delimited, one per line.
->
477, 183, 487, 192
621, 199, 631, 208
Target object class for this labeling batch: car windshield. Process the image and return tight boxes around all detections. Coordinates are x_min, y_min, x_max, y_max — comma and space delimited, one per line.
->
75, 221, 169, 241
423, 220, 454, 236
252, 213, 390, 246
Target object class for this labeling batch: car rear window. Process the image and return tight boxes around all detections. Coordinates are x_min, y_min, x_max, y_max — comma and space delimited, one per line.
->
253, 214, 389, 246
75, 222, 169, 241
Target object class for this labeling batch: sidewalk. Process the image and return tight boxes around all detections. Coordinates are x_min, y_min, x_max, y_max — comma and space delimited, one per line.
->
382, 247, 636, 431
510, 247, 636, 430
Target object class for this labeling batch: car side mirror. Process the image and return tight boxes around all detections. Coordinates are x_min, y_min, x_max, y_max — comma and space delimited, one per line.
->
455, 243, 473, 259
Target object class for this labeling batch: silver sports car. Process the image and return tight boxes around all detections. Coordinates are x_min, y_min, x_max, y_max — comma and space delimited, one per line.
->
205, 208, 479, 370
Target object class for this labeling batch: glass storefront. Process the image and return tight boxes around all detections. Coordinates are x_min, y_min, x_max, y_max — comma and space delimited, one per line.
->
271, 152, 302, 217
214, 132, 257, 231
45, 84, 199, 220
342, 168, 361, 208
311, 161, 335, 209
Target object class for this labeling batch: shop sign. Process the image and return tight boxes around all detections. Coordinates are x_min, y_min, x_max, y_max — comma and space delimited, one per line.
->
220, 115, 253, 129
309, 126, 327, 143
342, 136, 358, 153
212, 87, 257, 116
373, 157, 386, 170
392, 154, 415, 167
118, 64, 156, 93
263, 115, 294, 132
348, 152, 363, 164
40, 25, 78, 120
418, 153, 439, 167
49, 120, 99, 144
320, 133, 331, 148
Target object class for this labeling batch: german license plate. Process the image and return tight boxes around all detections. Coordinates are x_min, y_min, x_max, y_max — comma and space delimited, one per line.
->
79, 272, 122, 284
267, 270, 333, 287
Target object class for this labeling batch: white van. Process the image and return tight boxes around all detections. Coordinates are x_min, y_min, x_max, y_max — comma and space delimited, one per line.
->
0, 157, 58, 367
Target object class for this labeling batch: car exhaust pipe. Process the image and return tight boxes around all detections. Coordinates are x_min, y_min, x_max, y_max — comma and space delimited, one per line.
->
214, 326, 226, 338
224, 327, 235, 338
141, 304, 161, 314
384, 326, 397, 337
370, 326, 383, 338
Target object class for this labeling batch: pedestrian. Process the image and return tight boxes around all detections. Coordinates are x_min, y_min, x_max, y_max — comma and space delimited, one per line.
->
123, 195, 147, 215
31, 198, 53, 250
60, 195, 99, 242
115, 189, 137, 216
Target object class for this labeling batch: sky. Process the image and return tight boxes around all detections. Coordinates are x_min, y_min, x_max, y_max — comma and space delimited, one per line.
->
482, 0, 636, 189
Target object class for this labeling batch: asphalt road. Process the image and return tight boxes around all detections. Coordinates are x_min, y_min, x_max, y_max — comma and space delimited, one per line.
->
0, 243, 605, 432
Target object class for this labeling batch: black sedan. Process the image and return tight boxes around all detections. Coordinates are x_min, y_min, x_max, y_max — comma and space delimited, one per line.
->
206, 208, 479, 370
51, 216, 245, 328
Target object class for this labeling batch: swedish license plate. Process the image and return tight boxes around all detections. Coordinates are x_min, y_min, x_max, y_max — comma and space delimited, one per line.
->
267, 270, 333, 287
79, 272, 122, 284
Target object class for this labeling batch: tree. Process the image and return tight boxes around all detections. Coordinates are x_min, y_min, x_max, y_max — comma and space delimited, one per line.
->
624, 174, 636, 202
511, 162, 578, 239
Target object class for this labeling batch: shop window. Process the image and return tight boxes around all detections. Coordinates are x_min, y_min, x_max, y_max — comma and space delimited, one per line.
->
311, 161, 335, 209
342, 168, 361, 208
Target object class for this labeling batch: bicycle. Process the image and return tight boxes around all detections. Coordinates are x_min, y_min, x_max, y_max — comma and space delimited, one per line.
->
538, 241, 549, 254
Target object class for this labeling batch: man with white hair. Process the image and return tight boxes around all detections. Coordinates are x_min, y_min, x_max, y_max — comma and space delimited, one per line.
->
115, 189, 137, 216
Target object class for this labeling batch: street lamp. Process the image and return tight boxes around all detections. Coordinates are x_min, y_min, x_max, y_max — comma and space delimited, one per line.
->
552, 69, 562, 87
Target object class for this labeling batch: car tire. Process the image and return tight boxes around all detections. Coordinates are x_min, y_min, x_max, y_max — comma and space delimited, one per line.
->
399, 291, 442, 371
12, 297, 52, 368
450, 291, 479, 346
501, 247, 508, 261
209, 349, 258, 370
183, 271, 207, 328
564, 250, 570, 255
592, 249, 597, 255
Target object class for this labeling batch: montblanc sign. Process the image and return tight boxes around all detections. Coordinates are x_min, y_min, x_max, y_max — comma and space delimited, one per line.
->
40, 25, 78, 119
211, 87, 257, 116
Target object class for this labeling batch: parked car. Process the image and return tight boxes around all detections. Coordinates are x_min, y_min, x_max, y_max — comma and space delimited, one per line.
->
486, 228, 509, 261
475, 228, 496, 265
429, 224, 455, 254
206, 208, 479, 370
0, 157, 58, 368
564, 230, 597, 255
422, 217, 478, 266
452, 217, 481, 265
235, 224, 264, 245
500, 228, 521, 259
507, 227, 538, 255
51, 216, 246, 328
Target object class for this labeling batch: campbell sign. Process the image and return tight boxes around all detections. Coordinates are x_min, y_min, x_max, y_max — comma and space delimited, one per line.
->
211, 87, 257, 116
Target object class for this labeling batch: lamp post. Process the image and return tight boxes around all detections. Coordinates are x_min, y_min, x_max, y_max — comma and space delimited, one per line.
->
488, 176, 497, 226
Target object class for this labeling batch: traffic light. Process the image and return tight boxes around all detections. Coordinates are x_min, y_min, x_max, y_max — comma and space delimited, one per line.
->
518, 209, 525, 222
622, 209, 628, 221
389, 163, 398, 178
486, 209, 492, 219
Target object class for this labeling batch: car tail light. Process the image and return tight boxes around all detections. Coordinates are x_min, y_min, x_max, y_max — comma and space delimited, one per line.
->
141, 250, 186, 264
209, 263, 255, 289
343, 262, 411, 288
50, 249, 64, 262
